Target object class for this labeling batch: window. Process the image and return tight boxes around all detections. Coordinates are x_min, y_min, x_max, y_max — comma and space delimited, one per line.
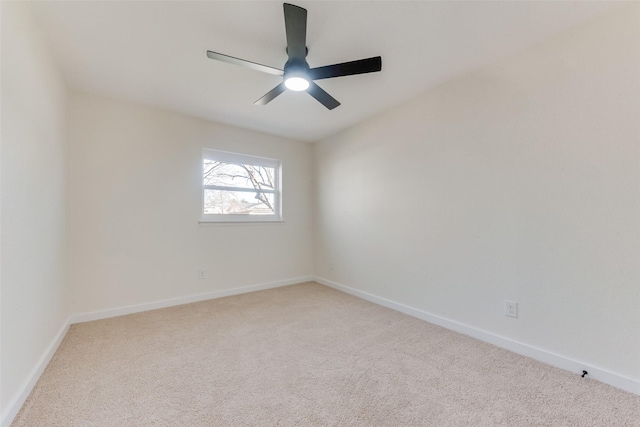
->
202, 149, 281, 222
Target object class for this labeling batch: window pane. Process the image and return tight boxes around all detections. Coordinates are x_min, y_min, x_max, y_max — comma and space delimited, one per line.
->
203, 160, 275, 190
201, 149, 281, 222
204, 189, 275, 215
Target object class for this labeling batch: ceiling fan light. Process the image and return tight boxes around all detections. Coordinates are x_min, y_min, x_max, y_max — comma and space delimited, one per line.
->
284, 76, 309, 91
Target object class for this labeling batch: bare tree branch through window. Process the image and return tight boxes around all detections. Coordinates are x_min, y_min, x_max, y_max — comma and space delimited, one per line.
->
202, 152, 280, 219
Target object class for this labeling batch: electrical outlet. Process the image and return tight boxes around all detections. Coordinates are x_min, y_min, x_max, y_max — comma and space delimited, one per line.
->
198, 270, 206, 279
505, 300, 518, 318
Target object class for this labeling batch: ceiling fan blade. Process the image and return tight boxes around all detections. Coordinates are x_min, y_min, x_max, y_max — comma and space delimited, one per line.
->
307, 82, 340, 110
206, 51, 283, 76
309, 56, 382, 80
254, 83, 287, 105
284, 3, 307, 59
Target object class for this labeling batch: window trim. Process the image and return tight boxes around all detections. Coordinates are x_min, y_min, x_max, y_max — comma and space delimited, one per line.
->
201, 149, 282, 223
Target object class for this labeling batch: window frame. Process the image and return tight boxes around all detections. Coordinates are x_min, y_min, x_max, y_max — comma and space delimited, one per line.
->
201, 148, 282, 223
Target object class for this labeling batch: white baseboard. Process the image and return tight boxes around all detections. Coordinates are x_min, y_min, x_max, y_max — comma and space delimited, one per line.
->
4, 274, 635, 427
69, 276, 313, 324
314, 276, 640, 396
1, 321, 70, 427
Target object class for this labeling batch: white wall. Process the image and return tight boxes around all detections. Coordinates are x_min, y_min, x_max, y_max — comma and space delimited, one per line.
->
69, 92, 313, 315
0, 1, 70, 419
314, 4, 640, 384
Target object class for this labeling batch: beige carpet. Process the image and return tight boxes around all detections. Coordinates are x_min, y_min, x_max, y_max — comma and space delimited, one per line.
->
13, 282, 639, 426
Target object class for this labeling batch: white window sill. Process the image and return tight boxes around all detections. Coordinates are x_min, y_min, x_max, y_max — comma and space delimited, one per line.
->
199, 219, 284, 226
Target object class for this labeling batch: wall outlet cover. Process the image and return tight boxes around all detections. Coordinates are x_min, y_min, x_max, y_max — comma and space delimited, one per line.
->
505, 300, 518, 318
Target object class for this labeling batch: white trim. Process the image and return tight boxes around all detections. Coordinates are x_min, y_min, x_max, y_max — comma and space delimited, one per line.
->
5, 275, 634, 427
70, 276, 313, 324
202, 148, 280, 168
200, 214, 282, 223
1, 321, 71, 427
2, 276, 312, 427
199, 220, 285, 226
313, 276, 640, 396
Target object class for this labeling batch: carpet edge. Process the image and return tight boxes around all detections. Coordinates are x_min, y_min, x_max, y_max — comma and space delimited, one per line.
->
314, 276, 640, 396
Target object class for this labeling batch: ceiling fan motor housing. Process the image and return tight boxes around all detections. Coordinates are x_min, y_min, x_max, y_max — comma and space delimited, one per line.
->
284, 57, 310, 83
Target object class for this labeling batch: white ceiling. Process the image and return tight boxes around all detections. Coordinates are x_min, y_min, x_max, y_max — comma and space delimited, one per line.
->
27, 1, 615, 142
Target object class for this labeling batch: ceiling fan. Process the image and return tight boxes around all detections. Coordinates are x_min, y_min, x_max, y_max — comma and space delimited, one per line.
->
206, 3, 382, 110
